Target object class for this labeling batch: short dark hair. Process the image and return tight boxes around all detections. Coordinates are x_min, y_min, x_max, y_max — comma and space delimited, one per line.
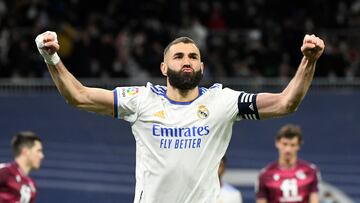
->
163, 37, 198, 57
11, 131, 42, 157
276, 124, 303, 145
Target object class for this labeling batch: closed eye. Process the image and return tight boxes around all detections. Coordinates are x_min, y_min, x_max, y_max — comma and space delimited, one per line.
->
189, 53, 199, 59
173, 53, 184, 59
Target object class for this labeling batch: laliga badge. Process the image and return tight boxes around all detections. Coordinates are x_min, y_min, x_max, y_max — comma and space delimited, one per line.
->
197, 105, 209, 119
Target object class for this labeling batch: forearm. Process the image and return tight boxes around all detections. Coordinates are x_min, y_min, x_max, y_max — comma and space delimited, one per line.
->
281, 57, 316, 112
47, 61, 87, 106
35, 31, 114, 115
256, 34, 324, 118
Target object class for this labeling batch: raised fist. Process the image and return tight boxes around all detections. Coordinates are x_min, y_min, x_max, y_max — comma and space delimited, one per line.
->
301, 34, 325, 61
35, 31, 60, 65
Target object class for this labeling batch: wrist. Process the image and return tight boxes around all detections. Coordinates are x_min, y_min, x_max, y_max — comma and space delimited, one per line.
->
39, 49, 60, 66
44, 52, 60, 66
302, 56, 317, 65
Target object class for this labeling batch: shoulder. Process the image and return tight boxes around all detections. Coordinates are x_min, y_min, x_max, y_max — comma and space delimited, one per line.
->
0, 163, 12, 179
259, 161, 278, 176
202, 83, 241, 97
297, 160, 320, 179
198, 83, 223, 95
0, 163, 7, 169
298, 160, 319, 171
147, 83, 167, 97
206, 83, 233, 92
0, 162, 12, 171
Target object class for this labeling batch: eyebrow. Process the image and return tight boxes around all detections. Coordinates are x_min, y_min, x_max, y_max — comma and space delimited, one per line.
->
173, 52, 184, 58
173, 52, 199, 58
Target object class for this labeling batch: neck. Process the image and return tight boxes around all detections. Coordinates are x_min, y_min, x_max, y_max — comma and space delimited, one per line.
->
15, 158, 30, 175
166, 84, 199, 102
278, 156, 297, 169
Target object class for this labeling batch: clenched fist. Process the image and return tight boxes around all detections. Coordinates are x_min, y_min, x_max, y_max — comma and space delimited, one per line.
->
301, 34, 325, 62
35, 31, 60, 65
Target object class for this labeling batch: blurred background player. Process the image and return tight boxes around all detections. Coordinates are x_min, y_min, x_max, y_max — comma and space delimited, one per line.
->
218, 155, 242, 203
256, 124, 321, 203
0, 131, 44, 203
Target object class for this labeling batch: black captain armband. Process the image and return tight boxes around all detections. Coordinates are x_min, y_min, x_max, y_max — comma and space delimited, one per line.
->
237, 92, 260, 120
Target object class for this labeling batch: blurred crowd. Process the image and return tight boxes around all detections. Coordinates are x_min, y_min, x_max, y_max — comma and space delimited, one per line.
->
1, 0, 360, 80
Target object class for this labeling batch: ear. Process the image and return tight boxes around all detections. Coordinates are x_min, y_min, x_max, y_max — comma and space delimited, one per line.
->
275, 140, 280, 149
21, 147, 30, 156
160, 62, 167, 76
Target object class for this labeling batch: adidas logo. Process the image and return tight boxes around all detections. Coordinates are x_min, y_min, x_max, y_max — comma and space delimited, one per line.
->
154, 110, 165, 119
249, 104, 254, 111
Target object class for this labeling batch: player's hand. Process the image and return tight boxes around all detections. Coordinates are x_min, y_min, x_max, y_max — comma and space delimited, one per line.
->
301, 34, 325, 62
35, 31, 61, 65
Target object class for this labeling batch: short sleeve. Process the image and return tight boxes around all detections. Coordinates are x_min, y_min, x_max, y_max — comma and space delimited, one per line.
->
113, 86, 146, 122
219, 87, 242, 121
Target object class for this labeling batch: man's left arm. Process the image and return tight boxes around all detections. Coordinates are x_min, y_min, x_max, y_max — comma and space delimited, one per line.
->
256, 34, 325, 119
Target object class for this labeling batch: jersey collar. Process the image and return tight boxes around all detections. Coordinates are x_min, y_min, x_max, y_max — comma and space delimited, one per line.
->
164, 88, 204, 105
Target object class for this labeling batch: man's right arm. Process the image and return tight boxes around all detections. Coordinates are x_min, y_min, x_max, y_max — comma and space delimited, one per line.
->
36, 31, 113, 116
47, 61, 114, 116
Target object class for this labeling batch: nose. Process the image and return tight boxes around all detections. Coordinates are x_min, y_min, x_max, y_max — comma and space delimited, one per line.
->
182, 56, 191, 66
284, 145, 293, 152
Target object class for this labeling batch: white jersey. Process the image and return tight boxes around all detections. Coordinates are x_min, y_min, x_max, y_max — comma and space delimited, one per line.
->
114, 83, 258, 203
218, 183, 243, 203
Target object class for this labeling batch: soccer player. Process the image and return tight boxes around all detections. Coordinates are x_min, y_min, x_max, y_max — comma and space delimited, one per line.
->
218, 155, 242, 203
255, 124, 320, 203
0, 131, 44, 203
35, 31, 324, 203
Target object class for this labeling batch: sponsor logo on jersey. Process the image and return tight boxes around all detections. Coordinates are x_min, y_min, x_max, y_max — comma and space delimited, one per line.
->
197, 105, 209, 119
152, 124, 210, 149
152, 124, 210, 137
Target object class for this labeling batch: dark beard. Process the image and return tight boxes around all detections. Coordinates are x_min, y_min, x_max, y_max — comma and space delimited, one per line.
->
167, 67, 203, 90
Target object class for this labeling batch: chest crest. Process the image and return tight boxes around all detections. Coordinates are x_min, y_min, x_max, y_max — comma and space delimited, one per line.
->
197, 105, 209, 119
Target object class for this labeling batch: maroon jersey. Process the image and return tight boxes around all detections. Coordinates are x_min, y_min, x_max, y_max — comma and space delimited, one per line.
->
0, 162, 37, 203
256, 160, 320, 203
